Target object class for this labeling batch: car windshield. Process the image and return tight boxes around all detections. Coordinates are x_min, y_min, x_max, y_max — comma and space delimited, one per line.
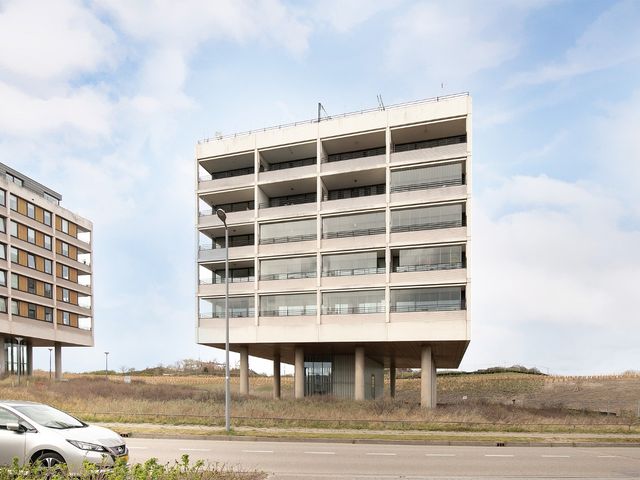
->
13, 405, 86, 429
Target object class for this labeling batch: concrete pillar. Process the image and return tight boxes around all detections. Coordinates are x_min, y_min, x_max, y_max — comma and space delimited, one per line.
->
239, 346, 249, 396
431, 359, 437, 407
273, 354, 281, 399
354, 346, 365, 401
27, 342, 33, 376
294, 346, 304, 399
0, 337, 5, 376
54, 342, 62, 381
420, 345, 434, 408
389, 357, 396, 399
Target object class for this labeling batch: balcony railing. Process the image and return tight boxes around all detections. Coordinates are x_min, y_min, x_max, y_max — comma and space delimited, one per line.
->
260, 234, 316, 245
260, 306, 317, 316
390, 301, 465, 312
199, 167, 254, 182
327, 146, 386, 163
199, 310, 255, 319
323, 227, 385, 239
325, 184, 385, 201
322, 267, 385, 277
393, 262, 464, 273
390, 176, 464, 193
322, 305, 385, 314
200, 201, 255, 216
259, 194, 316, 209
390, 218, 463, 233
260, 271, 317, 281
199, 235, 255, 250
393, 135, 467, 153
267, 157, 315, 171
200, 276, 255, 285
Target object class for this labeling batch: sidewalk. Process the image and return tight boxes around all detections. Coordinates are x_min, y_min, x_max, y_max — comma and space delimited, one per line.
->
96, 422, 640, 446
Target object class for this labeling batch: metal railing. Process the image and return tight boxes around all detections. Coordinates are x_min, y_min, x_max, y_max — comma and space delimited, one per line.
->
393, 134, 467, 153
390, 219, 463, 233
393, 262, 464, 273
322, 267, 385, 277
259, 197, 316, 209
199, 236, 255, 250
266, 157, 316, 171
327, 147, 385, 163
323, 227, 386, 239
198, 93, 469, 143
325, 184, 385, 201
199, 202, 254, 216
199, 276, 255, 285
390, 177, 463, 193
199, 311, 255, 319
199, 167, 254, 182
322, 305, 385, 314
390, 302, 465, 312
260, 307, 317, 317
259, 234, 316, 245
260, 272, 317, 281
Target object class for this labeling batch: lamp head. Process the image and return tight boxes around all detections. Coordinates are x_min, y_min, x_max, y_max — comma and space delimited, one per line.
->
216, 208, 227, 225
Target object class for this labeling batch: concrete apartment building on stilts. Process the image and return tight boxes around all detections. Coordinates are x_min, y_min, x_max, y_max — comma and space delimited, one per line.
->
0, 164, 93, 380
196, 94, 472, 407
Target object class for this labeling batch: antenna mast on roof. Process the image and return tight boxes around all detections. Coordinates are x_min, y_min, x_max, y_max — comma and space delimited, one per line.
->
317, 102, 329, 122
377, 94, 385, 111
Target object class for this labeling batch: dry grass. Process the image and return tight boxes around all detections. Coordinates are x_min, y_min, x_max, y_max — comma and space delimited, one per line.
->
1, 372, 638, 434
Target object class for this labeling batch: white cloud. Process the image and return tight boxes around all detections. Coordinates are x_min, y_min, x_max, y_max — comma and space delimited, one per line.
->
385, 1, 543, 88
312, 0, 399, 33
507, 0, 640, 87
0, 0, 116, 81
0, 81, 113, 136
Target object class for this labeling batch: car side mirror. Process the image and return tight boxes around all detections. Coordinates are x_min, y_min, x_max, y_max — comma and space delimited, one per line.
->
6, 422, 24, 433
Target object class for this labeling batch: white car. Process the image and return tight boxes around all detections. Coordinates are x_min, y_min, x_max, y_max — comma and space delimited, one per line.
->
0, 400, 128, 473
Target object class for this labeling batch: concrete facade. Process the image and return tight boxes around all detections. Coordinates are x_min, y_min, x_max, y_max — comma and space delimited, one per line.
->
196, 94, 472, 406
0, 164, 93, 379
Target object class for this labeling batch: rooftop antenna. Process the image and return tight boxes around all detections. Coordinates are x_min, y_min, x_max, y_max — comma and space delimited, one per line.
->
377, 94, 385, 111
317, 102, 329, 122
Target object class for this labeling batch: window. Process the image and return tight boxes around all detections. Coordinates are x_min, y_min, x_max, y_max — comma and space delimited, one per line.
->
0, 217, 4, 234
0, 271, 5, 287
6, 173, 23, 187
259, 256, 316, 281
0, 407, 19, 426
44, 283, 52, 299
27, 203, 35, 219
390, 162, 464, 192
27, 254, 35, 269
44, 192, 59, 204
44, 234, 52, 250
0, 190, 4, 206
392, 246, 464, 272
0, 297, 6, 313
27, 278, 36, 294
9, 193, 17, 210
44, 259, 52, 274
27, 303, 36, 319
62, 311, 70, 326
61, 265, 69, 279
259, 218, 316, 244
11, 300, 18, 315
9, 220, 17, 237
322, 290, 385, 314
27, 227, 35, 244
61, 218, 69, 234
11, 273, 18, 289
10, 247, 17, 263
390, 287, 465, 312
43, 211, 52, 226
62, 288, 70, 302
0, 243, 5, 260
322, 251, 385, 277
391, 204, 464, 233
199, 297, 255, 319
44, 307, 53, 322
322, 211, 386, 239
61, 242, 69, 257
260, 293, 317, 316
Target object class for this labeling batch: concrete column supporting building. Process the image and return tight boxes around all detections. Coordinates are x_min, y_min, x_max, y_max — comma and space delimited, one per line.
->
389, 358, 396, 399
0, 337, 5, 376
294, 346, 304, 399
273, 354, 281, 399
239, 346, 249, 396
354, 346, 365, 401
26, 343, 33, 376
420, 345, 434, 408
54, 342, 62, 381
431, 359, 437, 407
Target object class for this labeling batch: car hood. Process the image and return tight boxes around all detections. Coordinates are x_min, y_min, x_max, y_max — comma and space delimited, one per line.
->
49, 424, 125, 447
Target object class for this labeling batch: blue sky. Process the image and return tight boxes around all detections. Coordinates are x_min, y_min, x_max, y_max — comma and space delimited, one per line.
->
0, 0, 638, 375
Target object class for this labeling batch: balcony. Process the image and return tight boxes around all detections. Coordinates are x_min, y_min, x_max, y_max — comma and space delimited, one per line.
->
199, 201, 255, 227
391, 139, 467, 166
321, 130, 386, 175
199, 151, 254, 192
259, 141, 317, 183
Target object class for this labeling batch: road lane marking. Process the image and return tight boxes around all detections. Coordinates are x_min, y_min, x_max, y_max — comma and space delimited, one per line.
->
485, 454, 514, 457
304, 451, 336, 455
242, 450, 274, 453
542, 455, 570, 458
425, 453, 456, 457
178, 448, 211, 452
366, 453, 397, 456
597, 455, 619, 458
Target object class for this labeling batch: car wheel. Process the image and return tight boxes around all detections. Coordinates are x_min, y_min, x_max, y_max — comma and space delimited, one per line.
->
35, 451, 65, 468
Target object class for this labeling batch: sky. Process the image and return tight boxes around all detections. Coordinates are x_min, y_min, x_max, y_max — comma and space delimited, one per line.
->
1, 0, 638, 376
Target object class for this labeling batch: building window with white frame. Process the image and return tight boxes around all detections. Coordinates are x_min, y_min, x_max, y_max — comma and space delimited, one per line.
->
9, 193, 17, 210
61, 242, 69, 257
27, 227, 35, 244
43, 210, 52, 226
27, 203, 35, 219
61, 265, 69, 280
62, 311, 70, 325
61, 288, 70, 303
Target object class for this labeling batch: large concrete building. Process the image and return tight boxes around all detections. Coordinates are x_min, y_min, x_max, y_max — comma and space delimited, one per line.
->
0, 164, 93, 379
196, 93, 471, 406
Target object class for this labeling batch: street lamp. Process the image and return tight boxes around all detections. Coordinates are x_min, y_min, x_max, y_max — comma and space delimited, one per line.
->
48, 348, 53, 380
104, 352, 109, 380
216, 207, 230, 433
15, 337, 23, 386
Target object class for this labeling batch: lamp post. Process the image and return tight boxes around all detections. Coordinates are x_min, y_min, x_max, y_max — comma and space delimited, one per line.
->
104, 352, 109, 380
15, 337, 23, 385
216, 208, 230, 433
48, 348, 53, 380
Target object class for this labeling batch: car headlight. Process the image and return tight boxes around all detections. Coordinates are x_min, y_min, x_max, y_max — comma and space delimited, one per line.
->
67, 440, 108, 452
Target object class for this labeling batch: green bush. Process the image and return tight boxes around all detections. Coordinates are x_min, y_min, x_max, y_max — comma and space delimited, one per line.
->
0, 455, 265, 480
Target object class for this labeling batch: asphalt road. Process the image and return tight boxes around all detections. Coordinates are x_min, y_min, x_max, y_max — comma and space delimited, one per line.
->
126, 437, 640, 479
